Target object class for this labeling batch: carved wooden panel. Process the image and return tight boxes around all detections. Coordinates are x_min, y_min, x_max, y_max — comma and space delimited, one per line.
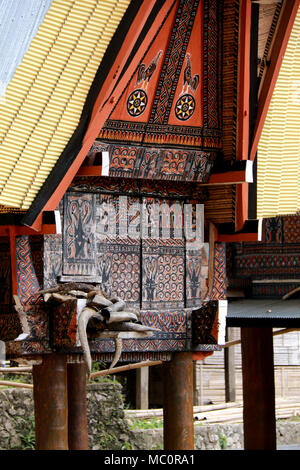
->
63, 193, 97, 278
141, 197, 185, 310
96, 194, 140, 309
61, 192, 207, 311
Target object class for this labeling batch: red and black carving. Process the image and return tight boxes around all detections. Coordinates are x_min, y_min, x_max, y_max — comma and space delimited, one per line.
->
98, 0, 221, 149
135, 50, 163, 91
174, 93, 196, 120
16, 236, 42, 305
228, 216, 300, 298
63, 193, 96, 277
149, 0, 199, 126
181, 53, 200, 96
127, 89, 148, 117
210, 242, 227, 301
191, 300, 218, 345
85, 141, 216, 183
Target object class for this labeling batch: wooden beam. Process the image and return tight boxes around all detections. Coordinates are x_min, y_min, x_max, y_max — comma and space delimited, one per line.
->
224, 328, 236, 402
217, 218, 262, 242
76, 165, 103, 177
0, 224, 57, 236
90, 360, 162, 378
217, 231, 259, 242
136, 366, 149, 410
237, 0, 252, 161
249, 0, 300, 160
208, 161, 253, 185
9, 226, 17, 296
241, 327, 276, 450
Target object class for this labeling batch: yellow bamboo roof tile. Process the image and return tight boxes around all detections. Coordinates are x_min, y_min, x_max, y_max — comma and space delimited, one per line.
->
0, 0, 130, 210
257, 8, 300, 219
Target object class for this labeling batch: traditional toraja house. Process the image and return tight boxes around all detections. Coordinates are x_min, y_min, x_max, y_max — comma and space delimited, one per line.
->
226, 215, 300, 450
0, 0, 299, 450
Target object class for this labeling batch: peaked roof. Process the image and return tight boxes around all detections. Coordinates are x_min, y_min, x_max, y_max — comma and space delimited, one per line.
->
0, 0, 299, 233
0, 0, 131, 210
257, 7, 300, 219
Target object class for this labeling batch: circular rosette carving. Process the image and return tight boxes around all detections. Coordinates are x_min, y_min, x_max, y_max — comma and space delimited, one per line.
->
127, 89, 148, 117
175, 93, 196, 121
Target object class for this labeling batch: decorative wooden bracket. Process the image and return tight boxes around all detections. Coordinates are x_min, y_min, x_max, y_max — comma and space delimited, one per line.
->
208, 160, 253, 185
76, 151, 110, 177
191, 300, 227, 348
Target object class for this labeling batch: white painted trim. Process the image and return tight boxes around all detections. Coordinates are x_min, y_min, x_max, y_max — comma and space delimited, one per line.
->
218, 300, 228, 345
54, 210, 62, 234
245, 160, 253, 183
101, 151, 110, 176
258, 218, 263, 241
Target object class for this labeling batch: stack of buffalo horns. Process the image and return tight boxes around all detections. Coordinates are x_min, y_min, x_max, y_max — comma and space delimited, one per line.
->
39, 283, 160, 377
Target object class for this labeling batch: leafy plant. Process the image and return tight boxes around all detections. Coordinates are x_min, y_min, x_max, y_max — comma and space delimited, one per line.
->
219, 433, 227, 450
129, 417, 163, 430
18, 416, 36, 450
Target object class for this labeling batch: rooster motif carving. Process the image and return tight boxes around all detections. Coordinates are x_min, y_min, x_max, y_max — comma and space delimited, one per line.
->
181, 53, 200, 95
136, 50, 163, 90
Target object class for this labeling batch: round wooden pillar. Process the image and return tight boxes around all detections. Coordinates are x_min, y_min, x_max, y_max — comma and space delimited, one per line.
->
67, 362, 89, 450
241, 327, 276, 450
163, 352, 194, 450
32, 354, 68, 450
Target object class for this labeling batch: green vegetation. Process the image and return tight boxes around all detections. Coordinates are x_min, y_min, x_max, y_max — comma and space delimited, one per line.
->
129, 417, 163, 430
13, 415, 35, 450
219, 433, 227, 450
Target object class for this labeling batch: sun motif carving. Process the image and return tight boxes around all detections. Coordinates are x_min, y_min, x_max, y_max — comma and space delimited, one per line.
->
127, 89, 148, 117
174, 94, 195, 121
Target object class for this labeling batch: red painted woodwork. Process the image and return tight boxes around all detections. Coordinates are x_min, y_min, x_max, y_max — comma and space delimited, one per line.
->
29, 0, 176, 231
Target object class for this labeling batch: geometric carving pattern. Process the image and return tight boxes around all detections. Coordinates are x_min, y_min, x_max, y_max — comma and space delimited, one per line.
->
227, 216, 300, 298
210, 242, 227, 300
15, 235, 42, 305
174, 93, 196, 121
87, 141, 216, 183
191, 300, 218, 345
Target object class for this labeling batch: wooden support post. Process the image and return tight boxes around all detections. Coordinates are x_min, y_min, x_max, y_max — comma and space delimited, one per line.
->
67, 362, 89, 450
163, 352, 194, 450
224, 327, 236, 402
136, 366, 149, 410
32, 354, 68, 450
241, 328, 276, 450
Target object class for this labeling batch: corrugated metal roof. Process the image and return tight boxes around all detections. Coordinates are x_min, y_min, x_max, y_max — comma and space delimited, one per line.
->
227, 299, 300, 327
257, 8, 300, 219
0, 0, 130, 210
0, 0, 53, 96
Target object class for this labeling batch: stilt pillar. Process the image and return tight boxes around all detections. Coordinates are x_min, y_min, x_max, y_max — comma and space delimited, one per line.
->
225, 327, 236, 402
241, 327, 276, 450
32, 353, 68, 450
136, 366, 149, 409
163, 352, 194, 450
67, 362, 89, 450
